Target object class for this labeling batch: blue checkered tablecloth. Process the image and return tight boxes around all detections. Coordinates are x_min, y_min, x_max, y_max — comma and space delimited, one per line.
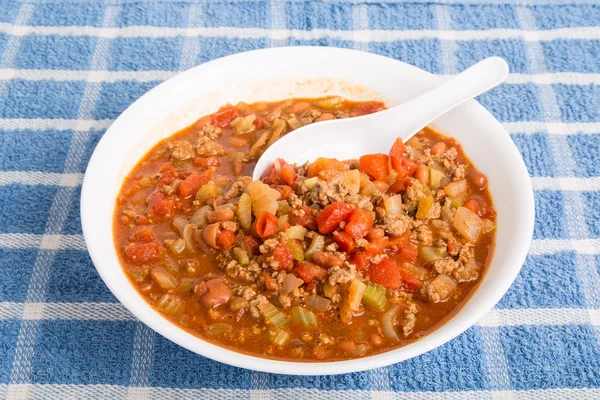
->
0, 0, 599, 398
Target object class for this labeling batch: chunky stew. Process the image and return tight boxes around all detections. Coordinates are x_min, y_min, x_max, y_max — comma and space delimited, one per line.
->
114, 97, 496, 361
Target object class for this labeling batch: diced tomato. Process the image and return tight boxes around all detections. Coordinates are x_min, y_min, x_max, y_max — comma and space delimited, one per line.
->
359, 153, 389, 181
398, 267, 423, 291
295, 261, 327, 283
395, 244, 418, 264
351, 250, 372, 271
193, 156, 220, 169
272, 243, 294, 271
387, 230, 410, 248
333, 231, 355, 254
345, 208, 374, 240
264, 274, 278, 291
387, 175, 412, 194
279, 159, 297, 186
389, 138, 406, 173
351, 101, 385, 117
146, 192, 175, 219
216, 229, 236, 251
368, 259, 403, 289
256, 212, 279, 239
243, 235, 261, 256
177, 171, 210, 198
316, 202, 354, 234
158, 162, 176, 174
158, 172, 175, 186
306, 158, 346, 180
365, 238, 388, 255
212, 105, 239, 127
272, 185, 293, 200
124, 242, 161, 265
289, 206, 317, 231
129, 226, 154, 243
261, 158, 297, 186
464, 197, 496, 219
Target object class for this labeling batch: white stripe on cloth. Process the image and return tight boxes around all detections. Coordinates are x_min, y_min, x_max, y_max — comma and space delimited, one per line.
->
0, 22, 599, 41
178, 4, 204, 72
3, 68, 600, 86
435, 5, 458, 75
0, 384, 599, 400
6, 6, 122, 397
352, 4, 370, 52
1, 301, 598, 327
0, 171, 83, 187
2, 233, 600, 255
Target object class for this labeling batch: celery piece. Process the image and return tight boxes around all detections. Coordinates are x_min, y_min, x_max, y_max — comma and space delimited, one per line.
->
348, 279, 367, 311
236, 193, 252, 230
361, 282, 388, 311
416, 196, 434, 219
166, 238, 185, 254
129, 269, 148, 283
278, 200, 291, 216
271, 329, 290, 346
259, 303, 288, 328
448, 193, 466, 208
291, 306, 318, 328
288, 239, 305, 262
304, 234, 325, 261
233, 247, 250, 265
195, 182, 222, 204
313, 96, 343, 110
286, 224, 307, 240
267, 118, 287, 147
303, 176, 320, 189
483, 219, 497, 234
206, 323, 233, 336
419, 246, 443, 263
232, 114, 256, 135
287, 117, 302, 130
429, 167, 445, 188
323, 281, 337, 299
156, 294, 185, 316
177, 277, 197, 294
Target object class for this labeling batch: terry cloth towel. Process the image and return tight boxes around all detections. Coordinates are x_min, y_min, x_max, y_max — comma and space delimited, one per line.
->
0, 0, 599, 398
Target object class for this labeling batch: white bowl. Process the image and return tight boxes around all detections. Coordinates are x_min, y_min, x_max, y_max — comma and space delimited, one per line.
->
81, 46, 534, 375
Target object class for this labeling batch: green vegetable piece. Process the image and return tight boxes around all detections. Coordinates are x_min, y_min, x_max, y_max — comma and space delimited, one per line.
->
288, 239, 305, 262
259, 303, 288, 328
304, 234, 325, 261
361, 281, 388, 311
237, 193, 252, 230
419, 246, 444, 263
313, 96, 343, 110
166, 238, 185, 254
129, 269, 148, 283
429, 167, 445, 188
206, 323, 233, 336
195, 182, 222, 204
291, 306, 318, 328
156, 294, 185, 316
271, 329, 290, 346
177, 277, 197, 294
233, 247, 250, 265
416, 196, 434, 219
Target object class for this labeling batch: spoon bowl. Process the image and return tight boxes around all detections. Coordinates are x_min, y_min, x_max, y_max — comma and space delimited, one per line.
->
253, 56, 509, 180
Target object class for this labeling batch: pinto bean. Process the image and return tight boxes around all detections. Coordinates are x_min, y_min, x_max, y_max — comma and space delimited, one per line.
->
311, 251, 344, 268
367, 228, 385, 241
200, 278, 232, 307
468, 170, 488, 189
339, 339, 356, 352
202, 223, 220, 248
370, 334, 384, 346
415, 163, 429, 184
315, 113, 336, 122
233, 162, 244, 176
208, 209, 234, 223
431, 142, 447, 156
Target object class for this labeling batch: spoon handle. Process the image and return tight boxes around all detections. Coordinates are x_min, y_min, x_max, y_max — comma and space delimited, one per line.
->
375, 56, 509, 141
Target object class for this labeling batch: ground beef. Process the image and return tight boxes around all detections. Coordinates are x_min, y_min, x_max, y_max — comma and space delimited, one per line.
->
225, 260, 255, 282
405, 180, 428, 202
453, 164, 466, 180
259, 237, 280, 254
234, 285, 257, 301
304, 180, 355, 207
444, 147, 458, 160
433, 258, 459, 274
416, 224, 433, 246
402, 301, 418, 337
277, 293, 292, 308
370, 253, 387, 264
427, 202, 441, 219
458, 245, 475, 266
199, 124, 223, 140
288, 193, 304, 209
446, 237, 462, 256
169, 141, 195, 160
222, 181, 246, 202
197, 136, 226, 157
248, 294, 268, 318
328, 266, 355, 286
301, 108, 321, 123
379, 213, 411, 236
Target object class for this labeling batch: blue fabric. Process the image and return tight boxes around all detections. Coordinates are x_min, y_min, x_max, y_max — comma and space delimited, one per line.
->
0, 0, 599, 398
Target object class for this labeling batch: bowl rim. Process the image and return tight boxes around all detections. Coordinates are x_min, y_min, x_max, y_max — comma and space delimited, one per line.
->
81, 46, 534, 375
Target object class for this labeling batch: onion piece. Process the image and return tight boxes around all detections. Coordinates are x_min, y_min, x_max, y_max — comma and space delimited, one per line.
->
428, 274, 457, 302
282, 274, 304, 294
384, 195, 403, 214
381, 304, 401, 342
171, 217, 187, 236
453, 206, 483, 242
444, 179, 467, 197
348, 279, 366, 312
328, 169, 360, 195
286, 225, 307, 241
190, 206, 212, 228
306, 295, 331, 312
182, 224, 197, 251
